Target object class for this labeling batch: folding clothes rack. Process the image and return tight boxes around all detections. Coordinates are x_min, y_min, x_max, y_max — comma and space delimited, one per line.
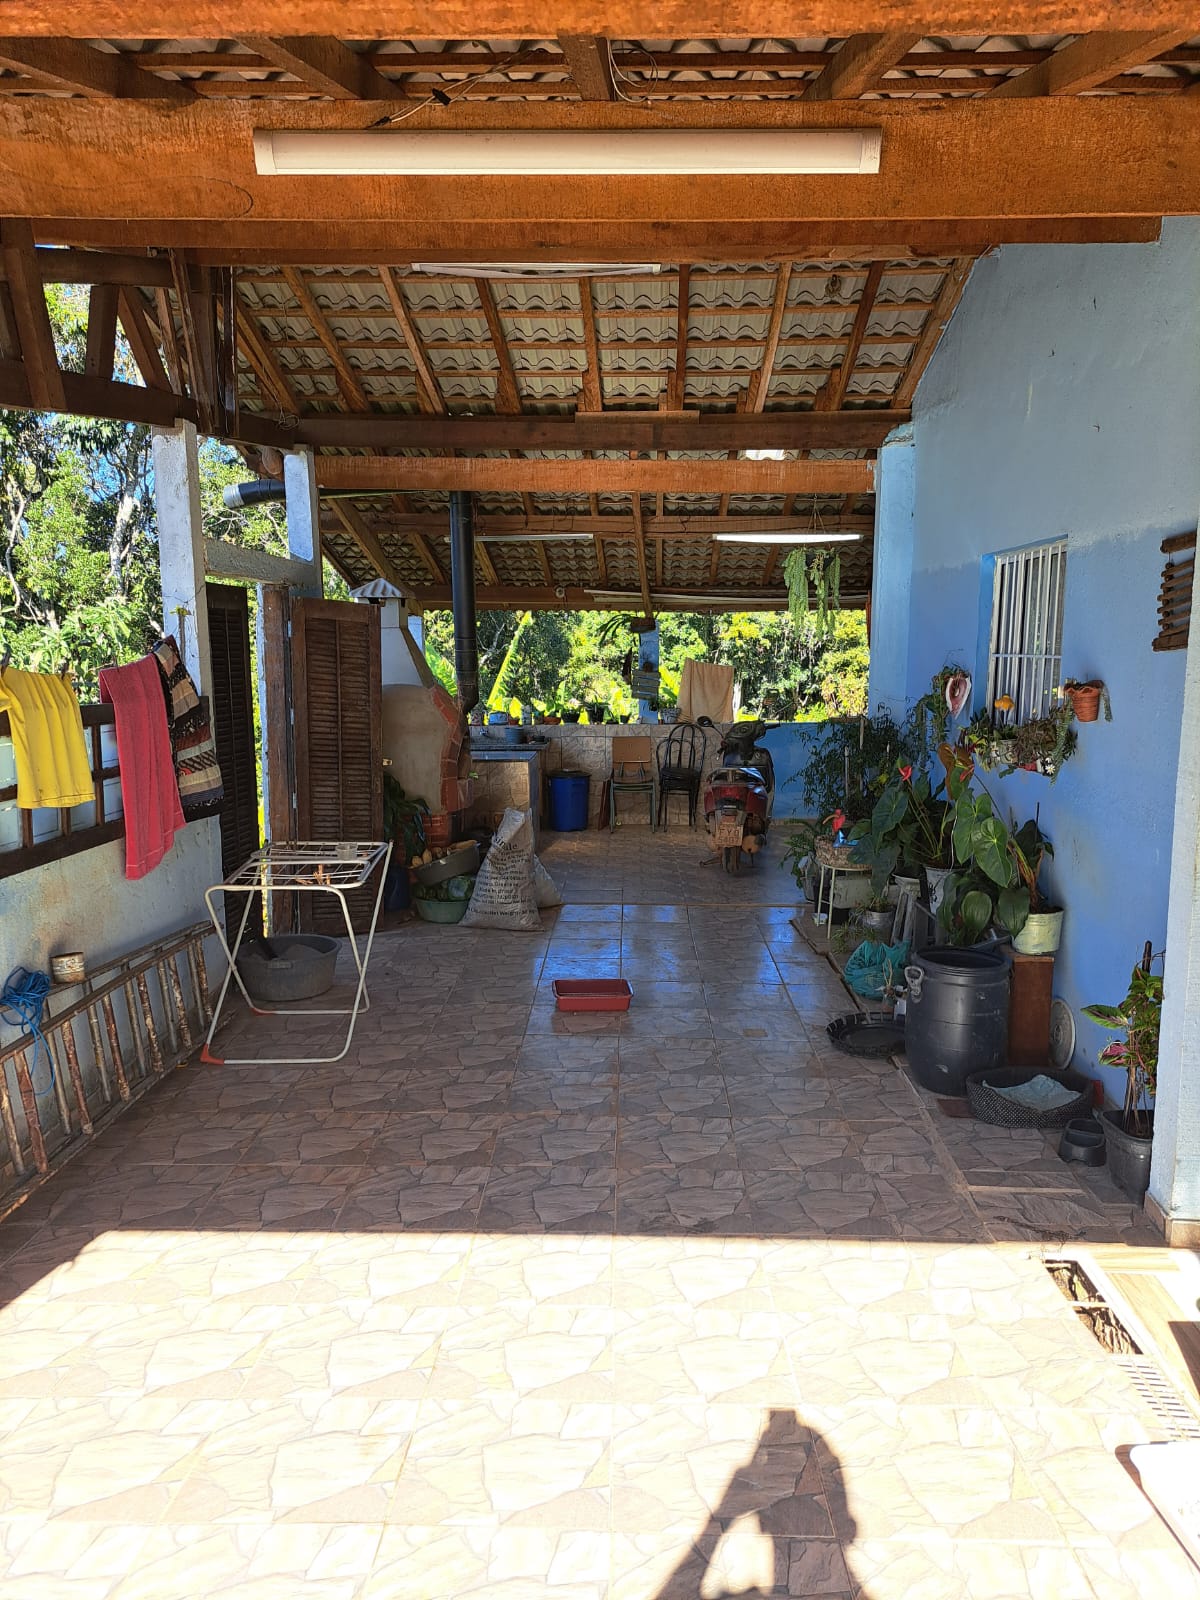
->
201, 840, 392, 1066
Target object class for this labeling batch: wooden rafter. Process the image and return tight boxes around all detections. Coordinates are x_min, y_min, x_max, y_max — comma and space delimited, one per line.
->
327, 499, 406, 591
577, 278, 603, 413
378, 266, 445, 414
116, 289, 171, 391
666, 263, 691, 413
992, 30, 1193, 96
803, 33, 923, 100
557, 35, 616, 101
282, 266, 370, 411
894, 258, 974, 407
749, 262, 792, 413
629, 489, 653, 620
474, 279, 522, 413
235, 304, 296, 413
240, 37, 407, 100
153, 287, 184, 392
0, 38, 193, 101
0, 219, 64, 412
83, 283, 118, 380
320, 512, 873, 539
818, 261, 885, 411
311, 456, 872, 495
713, 387, 751, 579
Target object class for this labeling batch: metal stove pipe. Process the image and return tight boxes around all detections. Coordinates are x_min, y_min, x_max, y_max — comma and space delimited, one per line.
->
449, 490, 479, 713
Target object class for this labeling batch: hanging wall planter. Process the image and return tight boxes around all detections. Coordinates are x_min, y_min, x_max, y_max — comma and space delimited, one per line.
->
1062, 679, 1111, 724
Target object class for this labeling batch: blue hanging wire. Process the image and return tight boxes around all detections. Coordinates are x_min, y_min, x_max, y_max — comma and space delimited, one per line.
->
1, 967, 55, 1094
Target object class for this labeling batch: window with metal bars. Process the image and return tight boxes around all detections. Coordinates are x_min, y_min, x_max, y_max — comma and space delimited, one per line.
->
985, 540, 1067, 724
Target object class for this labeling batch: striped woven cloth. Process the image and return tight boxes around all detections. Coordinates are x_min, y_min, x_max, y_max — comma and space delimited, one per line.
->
151, 635, 224, 819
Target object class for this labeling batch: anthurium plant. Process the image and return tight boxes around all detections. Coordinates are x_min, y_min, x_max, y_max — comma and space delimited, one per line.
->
938, 769, 1055, 945
848, 761, 953, 896
1082, 949, 1162, 1139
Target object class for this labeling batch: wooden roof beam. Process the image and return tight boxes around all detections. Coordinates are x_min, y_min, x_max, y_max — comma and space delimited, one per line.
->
666, 263, 691, 413
629, 489, 653, 620
894, 258, 973, 407
240, 37, 408, 101
0, 219, 65, 412
282, 266, 371, 411
818, 260, 884, 411
235, 303, 297, 413
116, 288, 172, 392
313, 456, 873, 495
83, 282, 117, 380
290, 410, 907, 452
557, 35, 617, 101
327, 499, 406, 591
993, 31, 1194, 96
379, 265, 445, 414
0, 38, 193, 101
474, 278, 522, 414
803, 34, 923, 100
577, 278, 603, 413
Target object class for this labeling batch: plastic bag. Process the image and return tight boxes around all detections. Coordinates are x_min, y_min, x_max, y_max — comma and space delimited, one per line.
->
531, 854, 562, 909
844, 939, 910, 1000
462, 808, 542, 931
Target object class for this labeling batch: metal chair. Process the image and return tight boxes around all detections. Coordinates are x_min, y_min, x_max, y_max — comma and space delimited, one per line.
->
656, 721, 708, 829
609, 735, 655, 831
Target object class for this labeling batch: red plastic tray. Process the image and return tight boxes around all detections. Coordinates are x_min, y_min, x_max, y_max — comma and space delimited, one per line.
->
552, 978, 634, 1012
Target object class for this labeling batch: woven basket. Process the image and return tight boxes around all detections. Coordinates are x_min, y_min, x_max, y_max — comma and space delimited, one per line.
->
814, 836, 862, 868
965, 1068, 1093, 1130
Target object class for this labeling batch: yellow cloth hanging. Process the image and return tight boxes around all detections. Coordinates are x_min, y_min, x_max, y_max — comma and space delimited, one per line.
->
0, 667, 94, 809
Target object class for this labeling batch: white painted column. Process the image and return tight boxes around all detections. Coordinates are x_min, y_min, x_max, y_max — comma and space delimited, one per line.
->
283, 447, 324, 599
1148, 570, 1200, 1243
152, 420, 212, 693
866, 425, 916, 721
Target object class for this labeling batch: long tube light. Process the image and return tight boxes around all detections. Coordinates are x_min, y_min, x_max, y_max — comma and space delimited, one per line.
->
713, 531, 862, 544
253, 129, 882, 177
477, 531, 591, 542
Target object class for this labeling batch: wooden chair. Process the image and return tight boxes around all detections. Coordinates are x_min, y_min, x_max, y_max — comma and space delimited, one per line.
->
609, 735, 655, 831
656, 720, 708, 828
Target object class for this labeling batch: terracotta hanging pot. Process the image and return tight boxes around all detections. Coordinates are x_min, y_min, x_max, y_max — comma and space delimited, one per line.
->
1064, 681, 1104, 722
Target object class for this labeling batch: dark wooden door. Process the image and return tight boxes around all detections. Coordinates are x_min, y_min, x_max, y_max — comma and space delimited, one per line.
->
206, 583, 260, 931
290, 598, 383, 933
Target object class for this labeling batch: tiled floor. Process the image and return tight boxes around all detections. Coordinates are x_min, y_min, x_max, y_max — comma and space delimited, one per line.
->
0, 830, 1196, 1598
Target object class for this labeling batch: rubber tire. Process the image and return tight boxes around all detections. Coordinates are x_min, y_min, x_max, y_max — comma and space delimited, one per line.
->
724, 846, 740, 874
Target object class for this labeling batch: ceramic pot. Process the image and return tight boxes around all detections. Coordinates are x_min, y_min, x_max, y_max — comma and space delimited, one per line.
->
1013, 908, 1065, 956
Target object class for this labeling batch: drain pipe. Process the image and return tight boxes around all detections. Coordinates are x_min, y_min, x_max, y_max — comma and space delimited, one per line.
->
449, 490, 479, 713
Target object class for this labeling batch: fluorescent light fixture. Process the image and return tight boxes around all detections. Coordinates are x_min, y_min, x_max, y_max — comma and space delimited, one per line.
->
743, 448, 788, 461
253, 128, 882, 178
412, 263, 662, 279
713, 531, 863, 544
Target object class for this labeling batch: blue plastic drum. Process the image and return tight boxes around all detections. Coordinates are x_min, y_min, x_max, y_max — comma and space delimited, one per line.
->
548, 772, 590, 831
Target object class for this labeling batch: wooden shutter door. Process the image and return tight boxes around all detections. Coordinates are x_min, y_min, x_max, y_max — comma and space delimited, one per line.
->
291, 598, 383, 933
206, 584, 261, 924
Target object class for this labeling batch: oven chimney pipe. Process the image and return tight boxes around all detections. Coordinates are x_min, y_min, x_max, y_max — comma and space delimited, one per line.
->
449, 490, 479, 713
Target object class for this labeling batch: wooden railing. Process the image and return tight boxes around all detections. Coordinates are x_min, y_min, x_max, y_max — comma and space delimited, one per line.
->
0, 922, 213, 1219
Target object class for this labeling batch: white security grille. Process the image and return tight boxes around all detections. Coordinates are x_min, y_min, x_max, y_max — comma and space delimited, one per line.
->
986, 540, 1067, 722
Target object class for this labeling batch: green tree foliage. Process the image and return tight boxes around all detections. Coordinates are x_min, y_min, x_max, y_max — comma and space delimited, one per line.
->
0, 286, 293, 698
421, 606, 868, 720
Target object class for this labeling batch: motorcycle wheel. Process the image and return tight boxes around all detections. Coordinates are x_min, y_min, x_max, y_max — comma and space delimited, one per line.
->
723, 846, 740, 874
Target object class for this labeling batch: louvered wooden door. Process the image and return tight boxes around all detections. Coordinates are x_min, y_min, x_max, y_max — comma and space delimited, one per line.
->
290, 598, 383, 933
206, 583, 261, 932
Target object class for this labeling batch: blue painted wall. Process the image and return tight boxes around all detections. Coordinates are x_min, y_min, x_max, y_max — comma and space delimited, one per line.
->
762, 721, 829, 821
873, 218, 1200, 1097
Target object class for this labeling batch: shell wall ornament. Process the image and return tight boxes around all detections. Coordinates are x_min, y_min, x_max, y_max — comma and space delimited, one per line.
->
945, 672, 972, 719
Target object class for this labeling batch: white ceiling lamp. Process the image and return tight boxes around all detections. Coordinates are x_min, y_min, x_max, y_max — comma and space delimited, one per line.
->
477, 530, 592, 542
412, 263, 663, 279
743, 448, 789, 461
713, 530, 862, 544
253, 128, 883, 178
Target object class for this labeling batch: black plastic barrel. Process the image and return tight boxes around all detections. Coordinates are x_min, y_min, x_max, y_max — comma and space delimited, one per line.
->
904, 947, 1010, 1096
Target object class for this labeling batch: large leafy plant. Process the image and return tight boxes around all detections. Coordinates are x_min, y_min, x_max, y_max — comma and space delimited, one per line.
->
848, 762, 953, 896
938, 771, 1054, 945
1082, 952, 1162, 1139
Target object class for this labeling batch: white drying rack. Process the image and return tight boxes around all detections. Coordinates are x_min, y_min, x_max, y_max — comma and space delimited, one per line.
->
201, 840, 392, 1066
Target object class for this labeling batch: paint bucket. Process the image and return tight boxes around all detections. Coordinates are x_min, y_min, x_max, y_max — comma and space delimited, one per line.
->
1012, 909, 1064, 956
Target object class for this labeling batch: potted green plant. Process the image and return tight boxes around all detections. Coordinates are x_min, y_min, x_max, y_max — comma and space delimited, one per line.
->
937, 771, 1056, 948
1082, 945, 1162, 1199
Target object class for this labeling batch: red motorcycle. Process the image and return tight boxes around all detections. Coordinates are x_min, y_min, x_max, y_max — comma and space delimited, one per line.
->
701, 721, 776, 873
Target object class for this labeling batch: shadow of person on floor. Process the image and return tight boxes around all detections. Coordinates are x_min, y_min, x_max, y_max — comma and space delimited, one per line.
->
652, 1409, 860, 1599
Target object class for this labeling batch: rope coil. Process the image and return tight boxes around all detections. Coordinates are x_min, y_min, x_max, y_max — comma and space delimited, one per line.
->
1, 967, 55, 1093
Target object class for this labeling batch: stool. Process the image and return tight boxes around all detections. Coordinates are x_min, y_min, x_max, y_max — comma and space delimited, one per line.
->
814, 859, 871, 947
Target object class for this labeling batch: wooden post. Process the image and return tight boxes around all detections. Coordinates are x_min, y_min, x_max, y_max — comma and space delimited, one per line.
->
282, 447, 324, 599
152, 419, 212, 694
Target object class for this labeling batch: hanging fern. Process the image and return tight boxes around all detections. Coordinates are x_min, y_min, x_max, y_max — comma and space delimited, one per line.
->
783, 550, 809, 623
